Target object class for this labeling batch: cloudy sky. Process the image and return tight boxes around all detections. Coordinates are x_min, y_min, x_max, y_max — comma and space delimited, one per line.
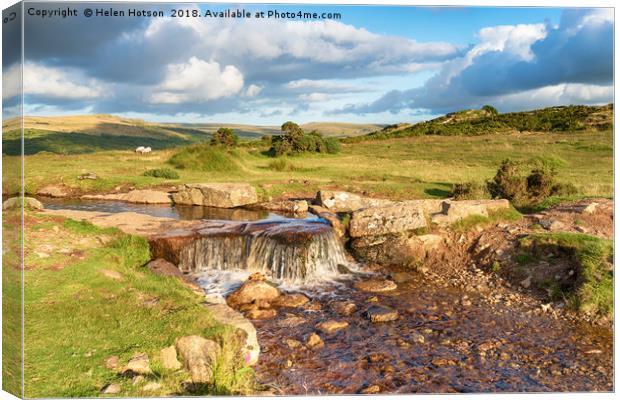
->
2, 3, 614, 124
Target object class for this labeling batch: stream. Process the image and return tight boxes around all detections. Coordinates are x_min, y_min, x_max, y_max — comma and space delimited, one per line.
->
40, 198, 614, 393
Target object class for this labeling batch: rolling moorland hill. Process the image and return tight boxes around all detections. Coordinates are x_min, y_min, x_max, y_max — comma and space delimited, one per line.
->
0, 115, 383, 155
343, 104, 614, 143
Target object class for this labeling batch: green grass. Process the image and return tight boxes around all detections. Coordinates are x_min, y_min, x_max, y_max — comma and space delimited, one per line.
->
5, 129, 612, 202
168, 144, 242, 173
23, 214, 254, 397
521, 232, 613, 318
451, 207, 523, 232
2, 209, 23, 397
143, 168, 180, 180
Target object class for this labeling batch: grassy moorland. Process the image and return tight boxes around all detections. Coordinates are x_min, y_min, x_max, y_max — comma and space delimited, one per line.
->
20, 213, 253, 397
1, 105, 613, 203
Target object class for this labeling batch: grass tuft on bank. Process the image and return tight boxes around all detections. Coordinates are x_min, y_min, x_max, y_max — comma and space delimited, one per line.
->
24, 214, 254, 397
520, 232, 613, 319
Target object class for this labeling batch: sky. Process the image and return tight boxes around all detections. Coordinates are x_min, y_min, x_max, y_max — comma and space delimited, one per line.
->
2, 3, 614, 125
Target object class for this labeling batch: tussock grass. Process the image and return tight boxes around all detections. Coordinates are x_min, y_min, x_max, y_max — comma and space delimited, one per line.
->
143, 168, 180, 179
168, 144, 241, 173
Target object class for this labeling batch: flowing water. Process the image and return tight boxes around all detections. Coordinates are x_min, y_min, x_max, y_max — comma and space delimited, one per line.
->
175, 220, 350, 282
41, 198, 614, 393
253, 273, 613, 394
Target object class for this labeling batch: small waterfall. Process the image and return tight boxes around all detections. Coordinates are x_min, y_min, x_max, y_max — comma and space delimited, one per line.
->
176, 220, 349, 283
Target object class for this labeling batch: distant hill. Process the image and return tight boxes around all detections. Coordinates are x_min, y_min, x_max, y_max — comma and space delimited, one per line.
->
344, 104, 614, 143
1, 115, 384, 155
1, 115, 211, 155
300, 122, 384, 137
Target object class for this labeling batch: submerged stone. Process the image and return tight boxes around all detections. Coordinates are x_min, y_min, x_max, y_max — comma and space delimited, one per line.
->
365, 305, 399, 323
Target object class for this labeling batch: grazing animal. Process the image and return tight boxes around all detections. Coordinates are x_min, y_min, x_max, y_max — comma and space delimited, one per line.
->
135, 146, 152, 154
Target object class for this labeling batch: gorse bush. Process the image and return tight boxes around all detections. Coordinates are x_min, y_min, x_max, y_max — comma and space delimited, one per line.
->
487, 159, 576, 208
143, 168, 180, 179
270, 121, 341, 156
211, 127, 239, 147
168, 144, 240, 172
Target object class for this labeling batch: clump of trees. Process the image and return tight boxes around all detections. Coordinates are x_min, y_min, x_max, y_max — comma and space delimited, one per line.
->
270, 121, 341, 156
210, 127, 239, 147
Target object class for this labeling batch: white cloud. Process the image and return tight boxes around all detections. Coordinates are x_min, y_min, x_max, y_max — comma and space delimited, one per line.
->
2, 63, 21, 100
150, 57, 244, 104
244, 84, 263, 97
496, 83, 613, 110
2, 62, 105, 101
337, 8, 612, 115
286, 79, 367, 93
299, 92, 329, 102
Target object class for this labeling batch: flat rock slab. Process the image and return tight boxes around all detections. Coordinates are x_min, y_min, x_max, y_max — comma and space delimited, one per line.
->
82, 189, 171, 204
316, 190, 394, 212
253, 200, 308, 213
40, 209, 194, 237
349, 204, 427, 237
172, 183, 258, 208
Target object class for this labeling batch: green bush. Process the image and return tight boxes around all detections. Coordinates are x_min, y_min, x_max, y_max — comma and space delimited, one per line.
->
210, 127, 239, 147
487, 159, 568, 208
168, 144, 240, 172
143, 168, 180, 179
487, 159, 528, 204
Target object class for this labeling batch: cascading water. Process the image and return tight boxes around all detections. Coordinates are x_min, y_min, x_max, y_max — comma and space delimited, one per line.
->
158, 219, 350, 284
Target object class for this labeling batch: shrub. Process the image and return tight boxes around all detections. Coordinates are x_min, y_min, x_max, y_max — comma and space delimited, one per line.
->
168, 144, 240, 172
211, 127, 239, 147
526, 167, 556, 202
487, 159, 528, 204
482, 105, 498, 115
487, 159, 574, 208
324, 137, 341, 154
451, 181, 489, 200
143, 168, 179, 179
269, 121, 341, 156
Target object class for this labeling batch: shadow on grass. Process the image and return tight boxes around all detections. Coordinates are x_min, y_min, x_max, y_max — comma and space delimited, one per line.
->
424, 183, 453, 198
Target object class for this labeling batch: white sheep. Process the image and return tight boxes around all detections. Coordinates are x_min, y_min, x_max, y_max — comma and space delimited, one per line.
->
134, 146, 152, 154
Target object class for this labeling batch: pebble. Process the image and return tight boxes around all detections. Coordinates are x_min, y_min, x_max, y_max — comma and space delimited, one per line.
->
100, 383, 121, 394
306, 333, 324, 348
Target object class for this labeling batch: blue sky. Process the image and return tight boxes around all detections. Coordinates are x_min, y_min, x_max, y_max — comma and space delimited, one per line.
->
3, 3, 613, 125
